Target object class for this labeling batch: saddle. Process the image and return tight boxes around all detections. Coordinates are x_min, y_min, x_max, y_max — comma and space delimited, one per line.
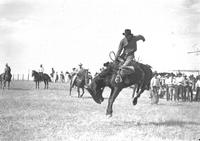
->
116, 57, 137, 74
119, 66, 135, 75
115, 60, 139, 83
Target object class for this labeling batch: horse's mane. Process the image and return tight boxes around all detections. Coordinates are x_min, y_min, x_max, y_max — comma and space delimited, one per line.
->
32, 70, 38, 73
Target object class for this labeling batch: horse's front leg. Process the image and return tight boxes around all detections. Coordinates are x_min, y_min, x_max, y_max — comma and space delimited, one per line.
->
69, 80, 73, 96
44, 81, 46, 89
132, 84, 138, 98
3, 81, 6, 89
77, 87, 80, 98
106, 87, 122, 117
80, 87, 84, 97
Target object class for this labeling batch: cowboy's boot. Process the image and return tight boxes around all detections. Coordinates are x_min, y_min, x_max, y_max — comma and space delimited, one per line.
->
115, 65, 136, 83
115, 71, 123, 83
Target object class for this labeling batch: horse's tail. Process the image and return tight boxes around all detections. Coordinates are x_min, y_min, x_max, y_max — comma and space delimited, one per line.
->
48, 75, 52, 82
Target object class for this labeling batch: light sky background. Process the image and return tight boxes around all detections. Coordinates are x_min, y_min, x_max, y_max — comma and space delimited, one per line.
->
0, 0, 200, 76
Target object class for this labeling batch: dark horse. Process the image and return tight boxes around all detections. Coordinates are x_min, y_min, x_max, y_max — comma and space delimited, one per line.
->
32, 70, 51, 89
0, 72, 12, 89
69, 69, 92, 98
86, 61, 153, 117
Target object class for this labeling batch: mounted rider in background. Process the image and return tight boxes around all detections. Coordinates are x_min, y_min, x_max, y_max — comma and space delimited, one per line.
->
70, 63, 84, 87
3, 63, 11, 79
115, 29, 145, 83
38, 64, 44, 78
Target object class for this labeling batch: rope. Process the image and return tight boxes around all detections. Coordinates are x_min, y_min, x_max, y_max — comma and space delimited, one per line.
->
109, 51, 116, 62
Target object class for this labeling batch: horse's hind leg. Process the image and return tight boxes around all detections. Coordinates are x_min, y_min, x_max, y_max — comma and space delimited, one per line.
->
80, 87, 84, 97
133, 84, 146, 105
36, 82, 39, 89
46, 81, 49, 89
44, 81, 46, 89
69, 82, 73, 96
8, 81, 10, 89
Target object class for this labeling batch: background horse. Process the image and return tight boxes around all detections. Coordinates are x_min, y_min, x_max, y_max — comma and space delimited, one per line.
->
69, 69, 92, 98
86, 61, 153, 117
32, 70, 51, 89
0, 72, 12, 89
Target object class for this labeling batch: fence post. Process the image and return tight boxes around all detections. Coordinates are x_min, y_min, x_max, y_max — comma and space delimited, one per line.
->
17, 74, 19, 80
22, 74, 24, 80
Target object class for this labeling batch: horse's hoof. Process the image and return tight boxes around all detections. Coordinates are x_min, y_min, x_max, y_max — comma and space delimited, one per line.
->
133, 99, 138, 105
106, 114, 112, 118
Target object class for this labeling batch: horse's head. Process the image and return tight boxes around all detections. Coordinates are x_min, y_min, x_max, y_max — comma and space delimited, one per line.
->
86, 62, 118, 104
86, 75, 105, 104
32, 70, 38, 77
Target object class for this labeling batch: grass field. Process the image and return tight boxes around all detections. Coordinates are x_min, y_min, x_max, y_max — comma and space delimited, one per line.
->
0, 81, 200, 141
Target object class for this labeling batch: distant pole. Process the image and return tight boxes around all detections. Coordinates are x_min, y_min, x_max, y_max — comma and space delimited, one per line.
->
187, 50, 200, 54
187, 46, 200, 72
28, 69, 30, 81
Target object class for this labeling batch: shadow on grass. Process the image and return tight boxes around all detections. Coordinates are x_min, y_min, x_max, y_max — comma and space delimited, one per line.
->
81, 96, 109, 100
6, 87, 32, 91
121, 120, 200, 127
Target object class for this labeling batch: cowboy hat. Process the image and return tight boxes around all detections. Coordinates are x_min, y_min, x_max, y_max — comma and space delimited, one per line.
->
122, 29, 132, 36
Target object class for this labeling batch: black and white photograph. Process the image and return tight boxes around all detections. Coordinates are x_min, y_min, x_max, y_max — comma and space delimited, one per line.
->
0, 0, 200, 140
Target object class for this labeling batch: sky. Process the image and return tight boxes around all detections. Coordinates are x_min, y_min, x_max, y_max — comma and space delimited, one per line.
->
0, 0, 200, 76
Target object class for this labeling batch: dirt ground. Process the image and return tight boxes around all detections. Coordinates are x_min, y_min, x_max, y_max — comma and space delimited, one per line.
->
0, 81, 200, 141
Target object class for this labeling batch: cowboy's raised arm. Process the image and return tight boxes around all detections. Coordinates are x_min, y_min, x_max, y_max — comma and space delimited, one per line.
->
135, 35, 145, 42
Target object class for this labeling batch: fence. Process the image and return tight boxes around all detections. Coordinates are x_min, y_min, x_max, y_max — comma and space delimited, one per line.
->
12, 73, 71, 82
12, 74, 33, 81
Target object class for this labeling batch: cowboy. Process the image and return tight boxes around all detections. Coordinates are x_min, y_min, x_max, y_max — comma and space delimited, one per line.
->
115, 29, 145, 83
3, 63, 11, 79
38, 64, 44, 78
195, 76, 200, 101
78, 63, 84, 72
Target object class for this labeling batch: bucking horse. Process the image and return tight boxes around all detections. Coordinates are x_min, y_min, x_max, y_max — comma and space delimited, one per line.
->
32, 70, 51, 89
86, 52, 153, 117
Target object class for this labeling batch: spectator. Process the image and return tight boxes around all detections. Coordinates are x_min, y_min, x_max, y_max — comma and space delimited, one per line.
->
165, 74, 175, 101
50, 68, 55, 82
150, 72, 161, 104
60, 71, 65, 83
195, 76, 200, 102
55, 72, 59, 83
175, 73, 184, 101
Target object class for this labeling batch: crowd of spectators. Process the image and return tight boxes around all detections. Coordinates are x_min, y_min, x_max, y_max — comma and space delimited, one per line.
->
150, 72, 200, 103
